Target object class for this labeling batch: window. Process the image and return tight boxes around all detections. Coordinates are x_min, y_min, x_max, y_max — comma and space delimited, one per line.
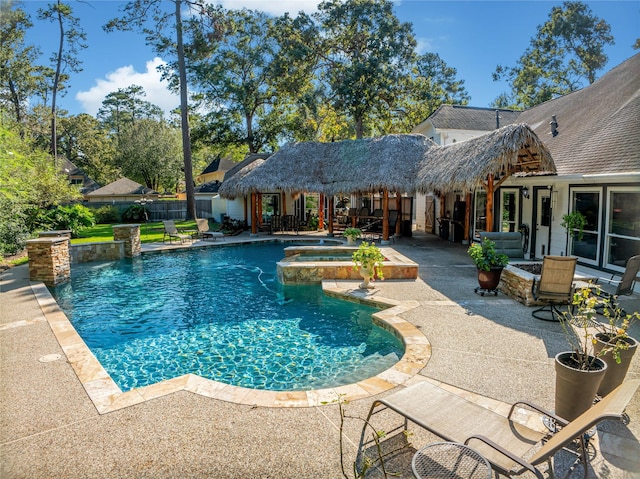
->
569, 189, 601, 265
605, 188, 640, 270
261, 193, 280, 218
500, 189, 519, 232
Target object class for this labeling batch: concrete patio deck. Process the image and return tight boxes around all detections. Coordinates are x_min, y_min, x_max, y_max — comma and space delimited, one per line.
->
2, 231, 639, 478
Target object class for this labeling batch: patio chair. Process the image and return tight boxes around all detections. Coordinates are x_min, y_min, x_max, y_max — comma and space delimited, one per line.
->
591, 254, 640, 314
196, 218, 224, 241
531, 255, 577, 321
358, 379, 639, 479
162, 220, 192, 244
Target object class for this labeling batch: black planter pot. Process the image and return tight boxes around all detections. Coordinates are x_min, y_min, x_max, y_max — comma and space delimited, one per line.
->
555, 352, 607, 421
594, 334, 638, 397
476, 267, 503, 291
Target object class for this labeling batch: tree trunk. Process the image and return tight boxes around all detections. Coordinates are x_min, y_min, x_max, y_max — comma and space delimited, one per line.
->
51, 0, 64, 164
246, 113, 256, 153
175, 0, 196, 220
355, 116, 363, 139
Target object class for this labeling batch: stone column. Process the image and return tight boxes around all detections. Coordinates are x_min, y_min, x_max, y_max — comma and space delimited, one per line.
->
26, 237, 70, 285
112, 224, 141, 258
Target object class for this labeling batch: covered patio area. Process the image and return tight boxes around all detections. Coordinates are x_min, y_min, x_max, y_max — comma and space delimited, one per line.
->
219, 123, 556, 244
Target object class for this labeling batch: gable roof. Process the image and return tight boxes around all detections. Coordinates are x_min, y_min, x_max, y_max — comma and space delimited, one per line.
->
516, 53, 640, 176
60, 158, 100, 194
200, 156, 237, 175
195, 180, 221, 194
425, 105, 521, 131
86, 177, 156, 196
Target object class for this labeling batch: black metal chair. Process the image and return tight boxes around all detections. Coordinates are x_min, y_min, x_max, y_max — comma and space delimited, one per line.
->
592, 254, 640, 314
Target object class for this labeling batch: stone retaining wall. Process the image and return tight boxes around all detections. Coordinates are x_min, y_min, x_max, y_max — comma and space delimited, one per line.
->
498, 264, 544, 306
71, 242, 125, 263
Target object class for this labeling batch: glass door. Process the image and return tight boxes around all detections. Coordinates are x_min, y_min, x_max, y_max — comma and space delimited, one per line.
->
605, 187, 640, 271
500, 189, 519, 232
569, 189, 601, 266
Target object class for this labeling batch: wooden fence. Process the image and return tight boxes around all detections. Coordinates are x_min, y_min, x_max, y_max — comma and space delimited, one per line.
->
85, 200, 213, 221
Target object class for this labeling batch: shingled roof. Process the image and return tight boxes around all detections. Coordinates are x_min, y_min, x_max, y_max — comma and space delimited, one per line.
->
86, 178, 156, 196
60, 158, 100, 194
427, 105, 521, 131
200, 156, 237, 175
516, 53, 640, 176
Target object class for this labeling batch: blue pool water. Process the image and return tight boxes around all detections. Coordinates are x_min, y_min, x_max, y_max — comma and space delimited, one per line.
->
50, 242, 403, 392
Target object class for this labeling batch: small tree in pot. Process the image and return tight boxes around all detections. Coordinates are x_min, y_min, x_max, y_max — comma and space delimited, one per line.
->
553, 286, 638, 420
588, 288, 639, 396
467, 238, 509, 293
352, 241, 385, 289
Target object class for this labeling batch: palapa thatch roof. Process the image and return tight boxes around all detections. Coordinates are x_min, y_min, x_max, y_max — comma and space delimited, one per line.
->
219, 123, 555, 199
415, 123, 555, 194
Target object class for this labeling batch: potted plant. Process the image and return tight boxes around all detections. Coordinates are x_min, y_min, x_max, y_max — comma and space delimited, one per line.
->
352, 241, 385, 289
467, 238, 509, 292
344, 227, 362, 245
555, 287, 611, 421
589, 289, 639, 396
561, 211, 587, 241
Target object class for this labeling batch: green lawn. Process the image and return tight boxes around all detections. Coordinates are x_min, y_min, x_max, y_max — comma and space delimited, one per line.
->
72, 221, 199, 244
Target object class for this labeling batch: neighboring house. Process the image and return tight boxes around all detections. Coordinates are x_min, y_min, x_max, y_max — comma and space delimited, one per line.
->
196, 156, 237, 184
413, 53, 639, 273
85, 177, 158, 203
195, 156, 238, 221
60, 158, 100, 195
197, 154, 270, 223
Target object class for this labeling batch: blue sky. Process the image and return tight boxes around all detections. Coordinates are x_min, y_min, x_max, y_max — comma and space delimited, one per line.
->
21, 0, 640, 117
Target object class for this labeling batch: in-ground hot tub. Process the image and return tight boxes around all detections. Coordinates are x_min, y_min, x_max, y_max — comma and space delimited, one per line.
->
277, 245, 418, 284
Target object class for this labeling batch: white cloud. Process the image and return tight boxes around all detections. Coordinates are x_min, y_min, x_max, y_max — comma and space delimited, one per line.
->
416, 37, 433, 54
75, 58, 180, 117
212, 0, 320, 16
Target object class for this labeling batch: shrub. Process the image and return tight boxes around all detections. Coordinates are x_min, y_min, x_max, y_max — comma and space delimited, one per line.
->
39, 204, 95, 237
0, 199, 31, 256
121, 204, 150, 222
93, 205, 121, 224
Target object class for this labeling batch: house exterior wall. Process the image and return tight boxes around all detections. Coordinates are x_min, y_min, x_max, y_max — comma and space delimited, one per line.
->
197, 171, 225, 184
226, 198, 246, 223
501, 175, 640, 273
412, 122, 489, 146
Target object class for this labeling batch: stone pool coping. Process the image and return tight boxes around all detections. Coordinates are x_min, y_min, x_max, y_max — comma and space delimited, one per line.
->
31, 277, 430, 414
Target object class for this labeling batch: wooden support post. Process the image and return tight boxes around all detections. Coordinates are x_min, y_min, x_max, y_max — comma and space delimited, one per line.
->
319, 193, 325, 231
281, 192, 287, 215
251, 192, 258, 235
464, 192, 472, 242
395, 193, 402, 236
486, 175, 494, 232
328, 196, 334, 235
382, 189, 390, 241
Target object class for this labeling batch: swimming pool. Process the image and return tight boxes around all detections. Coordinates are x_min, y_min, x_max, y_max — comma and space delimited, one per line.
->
50, 242, 404, 392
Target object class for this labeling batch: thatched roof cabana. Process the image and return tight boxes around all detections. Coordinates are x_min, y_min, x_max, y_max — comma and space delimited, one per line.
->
415, 123, 555, 194
219, 123, 555, 199
219, 134, 434, 199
